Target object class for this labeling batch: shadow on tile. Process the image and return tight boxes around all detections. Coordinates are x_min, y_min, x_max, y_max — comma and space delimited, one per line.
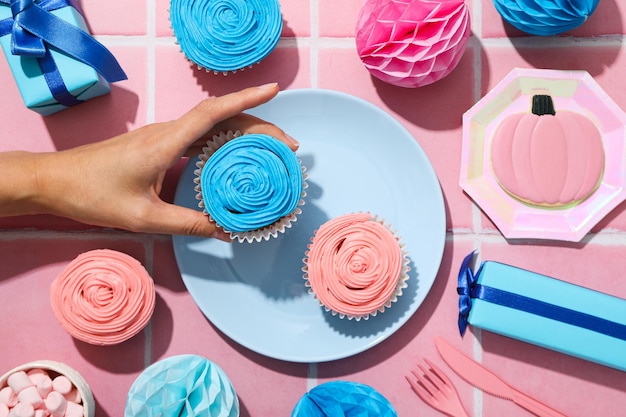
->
372, 44, 477, 131
483, 332, 626, 394
44, 85, 140, 150
190, 20, 300, 95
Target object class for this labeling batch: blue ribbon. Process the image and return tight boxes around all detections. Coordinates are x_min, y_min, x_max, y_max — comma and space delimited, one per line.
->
457, 252, 626, 341
0, 0, 126, 108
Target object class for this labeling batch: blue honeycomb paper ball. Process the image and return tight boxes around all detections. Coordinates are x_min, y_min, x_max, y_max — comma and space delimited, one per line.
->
493, 0, 600, 36
291, 381, 397, 417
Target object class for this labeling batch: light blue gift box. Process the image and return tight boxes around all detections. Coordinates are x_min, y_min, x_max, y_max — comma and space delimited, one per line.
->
458, 252, 626, 372
0, 0, 126, 116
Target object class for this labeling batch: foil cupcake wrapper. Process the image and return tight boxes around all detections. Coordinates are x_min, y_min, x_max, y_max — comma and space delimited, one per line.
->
302, 213, 410, 321
194, 131, 308, 243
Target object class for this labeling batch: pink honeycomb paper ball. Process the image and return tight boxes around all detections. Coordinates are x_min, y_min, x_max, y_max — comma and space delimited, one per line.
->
356, 0, 471, 88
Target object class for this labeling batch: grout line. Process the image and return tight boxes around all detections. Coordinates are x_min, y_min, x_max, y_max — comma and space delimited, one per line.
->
146, 0, 157, 124
309, 0, 319, 88
306, 363, 318, 391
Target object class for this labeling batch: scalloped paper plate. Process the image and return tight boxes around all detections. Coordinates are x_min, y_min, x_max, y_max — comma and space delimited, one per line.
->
461, 68, 626, 242
173, 89, 446, 363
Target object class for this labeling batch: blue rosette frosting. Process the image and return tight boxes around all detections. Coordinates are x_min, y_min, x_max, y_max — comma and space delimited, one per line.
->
124, 354, 239, 417
493, 0, 600, 36
291, 381, 397, 417
170, 0, 283, 73
195, 132, 306, 242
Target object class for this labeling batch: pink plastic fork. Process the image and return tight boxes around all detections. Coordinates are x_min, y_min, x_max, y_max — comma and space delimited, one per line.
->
406, 358, 470, 417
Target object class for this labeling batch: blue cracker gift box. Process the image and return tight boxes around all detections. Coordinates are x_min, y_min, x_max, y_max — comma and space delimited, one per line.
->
458, 252, 626, 372
0, 0, 126, 115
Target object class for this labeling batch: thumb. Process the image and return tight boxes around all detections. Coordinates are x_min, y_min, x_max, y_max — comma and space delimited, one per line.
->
171, 83, 280, 149
142, 202, 231, 240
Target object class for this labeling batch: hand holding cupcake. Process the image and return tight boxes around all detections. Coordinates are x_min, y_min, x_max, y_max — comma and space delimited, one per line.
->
195, 131, 307, 242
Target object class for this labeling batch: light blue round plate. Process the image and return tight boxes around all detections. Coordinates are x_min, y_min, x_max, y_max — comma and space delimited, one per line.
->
173, 89, 445, 363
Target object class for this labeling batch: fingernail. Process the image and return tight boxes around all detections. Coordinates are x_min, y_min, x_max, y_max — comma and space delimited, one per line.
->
285, 133, 299, 147
211, 229, 232, 242
257, 82, 278, 90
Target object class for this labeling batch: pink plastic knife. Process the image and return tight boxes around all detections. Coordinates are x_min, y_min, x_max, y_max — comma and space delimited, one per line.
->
435, 336, 570, 417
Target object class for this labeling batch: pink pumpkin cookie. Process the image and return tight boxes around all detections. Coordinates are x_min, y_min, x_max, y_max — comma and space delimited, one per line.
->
491, 94, 604, 207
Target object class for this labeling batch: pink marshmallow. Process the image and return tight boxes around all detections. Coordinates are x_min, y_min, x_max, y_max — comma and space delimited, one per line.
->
35, 377, 52, 399
62, 389, 81, 404
25, 370, 48, 387
7, 372, 32, 394
44, 392, 66, 417
7, 402, 34, 417
0, 403, 8, 417
16, 386, 43, 409
0, 387, 17, 407
62, 401, 83, 417
33, 411, 49, 417
50, 377, 72, 396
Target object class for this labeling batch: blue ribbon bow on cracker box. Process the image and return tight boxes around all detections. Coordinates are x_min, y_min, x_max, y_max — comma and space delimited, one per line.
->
458, 252, 626, 372
0, 0, 127, 115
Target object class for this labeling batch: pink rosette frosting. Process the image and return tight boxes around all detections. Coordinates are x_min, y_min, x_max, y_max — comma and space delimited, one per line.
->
50, 249, 156, 345
303, 213, 409, 320
356, 0, 470, 88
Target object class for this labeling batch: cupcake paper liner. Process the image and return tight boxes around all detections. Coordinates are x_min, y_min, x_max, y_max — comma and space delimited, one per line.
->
302, 213, 410, 321
194, 131, 308, 243
49, 249, 156, 345
169, 0, 283, 74
0, 360, 95, 417
125, 355, 239, 417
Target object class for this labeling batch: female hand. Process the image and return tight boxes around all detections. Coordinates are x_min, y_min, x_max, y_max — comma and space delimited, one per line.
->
11, 83, 298, 239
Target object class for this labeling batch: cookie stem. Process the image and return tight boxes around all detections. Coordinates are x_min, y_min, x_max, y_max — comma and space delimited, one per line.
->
531, 94, 556, 116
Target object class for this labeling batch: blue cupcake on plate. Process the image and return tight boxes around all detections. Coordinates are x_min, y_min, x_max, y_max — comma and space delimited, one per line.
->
170, 0, 283, 74
493, 0, 600, 36
194, 131, 307, 243
292, 381, 397, 417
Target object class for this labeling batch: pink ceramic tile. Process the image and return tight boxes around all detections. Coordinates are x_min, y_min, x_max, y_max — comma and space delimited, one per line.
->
0, 238, 148, 417
81, 0, 147, 35
0, 46, 147, 230
151, 240, 309, 417
478, 243, 626, 417
318, 47, 476, 231
154, 45, 311, 122
319, 0, 366, 37
0, 0, 146, 36
482, 0, 625, 38
317, 241, 474, 416
0, 45, 147, 153
156, 0, 310, 38
478, 45, 626, 234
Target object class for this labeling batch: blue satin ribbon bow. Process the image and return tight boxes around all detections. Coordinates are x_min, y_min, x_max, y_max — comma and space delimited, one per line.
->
0, 0, 126, 107
458, 252, 626, 341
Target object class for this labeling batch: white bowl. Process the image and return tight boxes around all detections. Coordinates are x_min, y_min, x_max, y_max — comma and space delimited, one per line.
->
0, 360, 95, 417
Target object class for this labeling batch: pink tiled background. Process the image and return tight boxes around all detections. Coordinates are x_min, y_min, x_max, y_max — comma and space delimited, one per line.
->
1, 0, 626, 416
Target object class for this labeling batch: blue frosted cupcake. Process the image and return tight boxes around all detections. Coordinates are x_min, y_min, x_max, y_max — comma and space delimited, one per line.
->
194, 131, 307, 243
125, 355, 239, 417
493, 0, 599, 36
292, 381, 397, 417
170, 0, 283, 74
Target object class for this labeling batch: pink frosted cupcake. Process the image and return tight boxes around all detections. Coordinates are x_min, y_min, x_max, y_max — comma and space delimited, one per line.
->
303, 213, 410, 320
50, 249, 156, 345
